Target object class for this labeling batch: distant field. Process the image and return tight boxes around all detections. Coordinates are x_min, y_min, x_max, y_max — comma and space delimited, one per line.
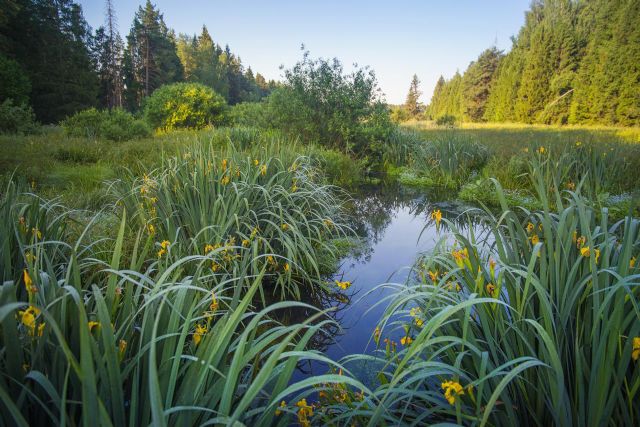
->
402, 121, 640, 157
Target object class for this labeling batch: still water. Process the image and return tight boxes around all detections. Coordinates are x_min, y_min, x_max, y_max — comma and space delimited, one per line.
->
292, 185, 479, 382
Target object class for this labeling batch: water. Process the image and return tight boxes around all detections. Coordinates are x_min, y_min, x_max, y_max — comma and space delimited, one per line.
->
292, 184, 479, 382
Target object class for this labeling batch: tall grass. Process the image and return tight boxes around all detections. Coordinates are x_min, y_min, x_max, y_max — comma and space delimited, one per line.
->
329, 182, 640, 425
111, 142, 350, 301
0, 182, 367, 426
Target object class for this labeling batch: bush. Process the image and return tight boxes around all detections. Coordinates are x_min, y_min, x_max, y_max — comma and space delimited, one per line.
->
435, 114, 459, 128
0, 99, 38, 134
268, 50, 395, 161
226, 101, 272, 128
62, 108, 150, 141
143, 82, 226, 130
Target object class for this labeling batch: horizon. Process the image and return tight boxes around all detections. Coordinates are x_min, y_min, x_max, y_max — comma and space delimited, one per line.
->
78, 0, 531, 104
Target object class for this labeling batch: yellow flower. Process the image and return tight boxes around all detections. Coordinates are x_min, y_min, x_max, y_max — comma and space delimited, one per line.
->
253, 159, 259, 166
296, 399, 313, 426
428, 270, 439, 282
323, 218, 334, 228
211, 262, 221, 272
118, 339, 127, 359
566, 181, 576, 191
441, 380, 464, 405
538, 146, 545, 154
486, 283, 497, 297
281, 223, 289, 231
221, 158, 228, 171
160, 240, 170, 249
632, 337, 640, 361
400, 335, 413, 346
275, 400, 286, 416
595, 248, 601, 263
23, 269, 37, 294
210, 292, 219, 311
523, 147, 529, 153
373, 326, 381, 344
284, 263, 291, 273
193, 323, 207, 346
157, 248, 166, 258
204, 244, 215, 254
18, 306, 41, 336
88, 321, 101, 333
526, 222, 534, 234
147, 223, 156, 235
25, 251, 36, 263
335, 280, 352, 290
260, 164, 267, 176
241, 239, 250, 247
576, 235, 586, 248
530, 234, 540, 245
431, 209, 442, 227
220, 175, 230, 185
451, 248, 469, 268
580, 246, 590, 258
291, 184, 298, 192
630, 257, 636, 268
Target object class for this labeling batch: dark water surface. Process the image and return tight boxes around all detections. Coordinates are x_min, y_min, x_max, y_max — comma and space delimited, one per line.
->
292, 185, 479, 383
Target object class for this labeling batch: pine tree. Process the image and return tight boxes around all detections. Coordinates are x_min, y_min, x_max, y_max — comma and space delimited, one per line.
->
461, 47, 502, 121
404, 74, 422, 117
123, 0, 183, 109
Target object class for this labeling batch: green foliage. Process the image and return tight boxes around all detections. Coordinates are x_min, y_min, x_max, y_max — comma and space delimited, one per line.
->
226, 101, 272, 128
62, 108, 150, 141
461, 47, 502, 121
111, 142, 350, 300
403, 74, 423, 117
176, 26, 273, 105
0, 0, 98, 123
0, 99, 38, 134
123, 0, 184, 109
435, 114, 459, 128
268, 50, 395, 162
143, 82, 226, 130
0, 53, 30, 105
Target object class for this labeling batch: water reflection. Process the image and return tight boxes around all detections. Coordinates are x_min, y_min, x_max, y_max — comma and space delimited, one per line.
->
291, 184, 484, 381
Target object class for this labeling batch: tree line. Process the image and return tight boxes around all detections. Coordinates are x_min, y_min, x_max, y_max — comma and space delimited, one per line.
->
0, 0, 276, 123
426, 0, 639, 126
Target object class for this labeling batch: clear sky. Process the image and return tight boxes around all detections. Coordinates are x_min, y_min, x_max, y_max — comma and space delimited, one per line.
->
78, 0, 531, 104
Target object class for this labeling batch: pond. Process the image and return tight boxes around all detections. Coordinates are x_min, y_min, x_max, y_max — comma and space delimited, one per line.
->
291, 184, 482, 384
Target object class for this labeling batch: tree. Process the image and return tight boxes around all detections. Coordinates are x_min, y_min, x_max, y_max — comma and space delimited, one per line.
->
0, 0, 99, 122
93, 0, 125, 109
123, 0, 183, 109
404, 74, 422, 117
461, 47, 502, 121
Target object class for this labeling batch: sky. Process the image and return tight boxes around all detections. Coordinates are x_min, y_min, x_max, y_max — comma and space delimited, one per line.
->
78, 0, 531, 104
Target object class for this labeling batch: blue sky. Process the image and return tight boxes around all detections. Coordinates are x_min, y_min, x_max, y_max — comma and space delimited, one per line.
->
79, 0, 531, 104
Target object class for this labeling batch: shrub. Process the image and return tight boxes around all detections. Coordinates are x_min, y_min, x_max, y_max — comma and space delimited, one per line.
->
268, 50, 395, 161
435, 114, 459, 127
0, 99, 38, 134
143, 82, 226, 130
62, 108, 150, 141
226, 101, 272, 128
